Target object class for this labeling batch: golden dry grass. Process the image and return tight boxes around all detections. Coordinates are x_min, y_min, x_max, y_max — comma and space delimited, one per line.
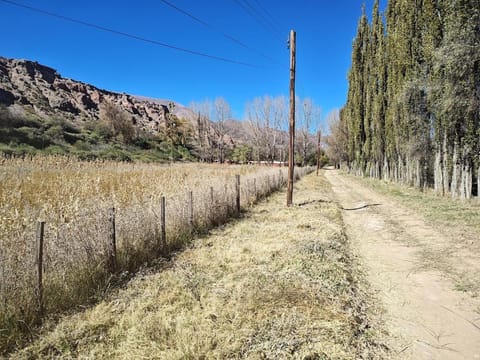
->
0, 155, 309, 355
12, 172, 388, 359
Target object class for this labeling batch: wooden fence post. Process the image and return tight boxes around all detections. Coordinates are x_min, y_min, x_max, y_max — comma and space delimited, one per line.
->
36, 221, 45, 316
108, 208, 116, 273
247, 179, 252, 204
235, 175, 241, 215
254, 178, 257, 200
188, 191, 194, 233
209, 186, 215, 222
0, 251, 3, 307
160, 196, 166, 251
279, 170, 283, 186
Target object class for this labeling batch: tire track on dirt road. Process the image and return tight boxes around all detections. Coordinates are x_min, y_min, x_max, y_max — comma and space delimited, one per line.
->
325, 170, 480, 360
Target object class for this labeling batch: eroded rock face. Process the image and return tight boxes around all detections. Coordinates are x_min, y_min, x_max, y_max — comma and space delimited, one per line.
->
0, 56, 196, 136
0, 88, 15, 106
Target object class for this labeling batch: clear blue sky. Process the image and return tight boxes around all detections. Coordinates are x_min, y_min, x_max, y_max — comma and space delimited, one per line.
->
0, 0, 385, 125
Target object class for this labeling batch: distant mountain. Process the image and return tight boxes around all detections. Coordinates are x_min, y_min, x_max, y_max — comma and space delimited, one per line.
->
0, 56, 197, 134
223, 119, 251, 144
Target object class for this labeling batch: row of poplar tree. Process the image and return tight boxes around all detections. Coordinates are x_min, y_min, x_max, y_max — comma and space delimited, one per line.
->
339, 0, 479, 198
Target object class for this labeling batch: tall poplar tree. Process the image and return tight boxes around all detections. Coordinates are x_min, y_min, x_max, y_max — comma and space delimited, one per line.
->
335, 0, 479, 198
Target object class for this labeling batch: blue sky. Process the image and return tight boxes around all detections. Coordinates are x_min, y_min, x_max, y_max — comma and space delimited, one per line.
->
0, 0, 385, 126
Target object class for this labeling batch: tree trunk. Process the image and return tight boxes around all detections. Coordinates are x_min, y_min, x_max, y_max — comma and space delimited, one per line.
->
477, 164, 480, 198
406, 155, 412, 186
460, 161, 466, 200
383, 155, 389, 181
415, 158, 421, 189
434, 148, 443, 194
451, 141, 460, 199
466, 164, 472, 199
442, 133, 449, 195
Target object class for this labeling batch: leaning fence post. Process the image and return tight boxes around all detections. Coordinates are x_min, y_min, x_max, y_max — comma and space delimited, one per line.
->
188, 191, 194, 233
36, 221, 45, 316
108, 208, 116, 273
160, 196, 166, 251
235, 175, 241, 215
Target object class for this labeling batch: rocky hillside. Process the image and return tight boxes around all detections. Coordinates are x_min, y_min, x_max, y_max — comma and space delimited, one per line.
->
0, 56, 246, 162
0, 56, 195, 135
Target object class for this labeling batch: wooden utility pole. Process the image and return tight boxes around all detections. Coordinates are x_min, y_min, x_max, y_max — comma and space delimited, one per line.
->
316, 130, 321, 176
287, 29, 296, 207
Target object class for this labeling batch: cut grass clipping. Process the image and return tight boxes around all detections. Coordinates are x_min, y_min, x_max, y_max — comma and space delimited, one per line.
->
14, 172, 388, 359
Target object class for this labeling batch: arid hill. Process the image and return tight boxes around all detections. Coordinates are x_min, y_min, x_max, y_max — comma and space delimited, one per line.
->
0, 57, 245, 161
0, 56, 196, 135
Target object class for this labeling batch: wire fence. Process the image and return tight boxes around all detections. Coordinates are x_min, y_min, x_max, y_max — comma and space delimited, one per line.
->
0, 166, 313, 343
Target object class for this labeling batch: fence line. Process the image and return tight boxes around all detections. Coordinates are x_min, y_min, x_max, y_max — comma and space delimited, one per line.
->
1, 166, 314, 340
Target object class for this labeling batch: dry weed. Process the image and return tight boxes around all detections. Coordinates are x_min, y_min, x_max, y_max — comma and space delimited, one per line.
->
0, 154, 311, 354
12, 172, 388, 359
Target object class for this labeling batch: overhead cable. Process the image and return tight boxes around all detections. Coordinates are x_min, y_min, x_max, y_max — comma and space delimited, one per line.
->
158, 0, 280, 64
232, 0, 283, 43
0, 0, 258, 68
251, 0, 285, 33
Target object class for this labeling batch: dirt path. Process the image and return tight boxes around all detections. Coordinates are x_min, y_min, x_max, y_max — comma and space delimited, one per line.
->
325, 170, 480, 360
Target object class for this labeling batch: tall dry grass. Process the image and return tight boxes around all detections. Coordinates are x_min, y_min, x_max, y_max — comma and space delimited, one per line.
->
12, 171, 387, 359
0, 155, 312, 354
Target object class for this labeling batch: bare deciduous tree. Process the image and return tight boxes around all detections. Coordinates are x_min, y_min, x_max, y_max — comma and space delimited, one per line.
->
296, 97, 321, 166
325, 109, 348, 168
214, 97, 231, 163
100, 101, 136, 144
189, 100, 215, 162
246, 95, 287, 163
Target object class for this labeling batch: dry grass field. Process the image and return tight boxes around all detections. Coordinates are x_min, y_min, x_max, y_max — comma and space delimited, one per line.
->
12, 172, 387, 359
0, 155, 309, 355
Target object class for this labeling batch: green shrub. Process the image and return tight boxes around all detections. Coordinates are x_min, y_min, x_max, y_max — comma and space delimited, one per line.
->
43, 145, 67, 155
98, 146, 133, 162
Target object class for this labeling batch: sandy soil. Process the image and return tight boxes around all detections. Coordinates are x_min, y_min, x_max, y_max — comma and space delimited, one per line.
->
325, 170, 480, 360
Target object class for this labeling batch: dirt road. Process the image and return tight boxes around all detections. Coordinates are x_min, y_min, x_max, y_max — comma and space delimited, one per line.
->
325, 170, 480, 360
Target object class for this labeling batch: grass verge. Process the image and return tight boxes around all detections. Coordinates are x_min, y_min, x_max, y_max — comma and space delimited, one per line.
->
12, 173, 388, 359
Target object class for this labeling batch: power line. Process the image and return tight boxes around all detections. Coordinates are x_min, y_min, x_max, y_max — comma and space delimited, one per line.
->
251, 0, 285, 33
242, 0, 283, 36
232, 0, 283, 43
158, 0, 279, 64
0, 0, 258, 68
